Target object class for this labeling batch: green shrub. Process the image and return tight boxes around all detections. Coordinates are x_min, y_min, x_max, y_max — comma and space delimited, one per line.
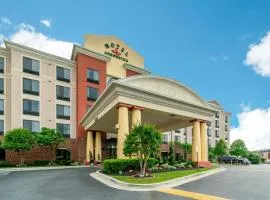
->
247, 153, 261, 164
103, 158, 156, 174
33, 160, 51, 166
55, 160, 72, 166
185, 160, 195, 168
0, 161, 15, 167
174, 163, 186, 168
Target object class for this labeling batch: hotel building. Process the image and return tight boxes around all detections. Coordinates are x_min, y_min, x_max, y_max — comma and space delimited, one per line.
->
0, 35, 230, 165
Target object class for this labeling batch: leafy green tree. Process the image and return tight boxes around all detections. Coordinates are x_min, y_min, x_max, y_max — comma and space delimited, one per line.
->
214, 139, 228, 159
247, 152, 261, 164
175, 142, 192, 161
208, 146, 216, 162
230, 139, 248, 158
1, 128, 35, 166
124, 124, 162, 176
36, 127, 65, 164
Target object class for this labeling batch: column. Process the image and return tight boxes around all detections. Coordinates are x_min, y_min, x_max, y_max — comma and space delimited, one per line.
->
86, 131, 94, 163
200, 121, 208, 162
116, 104, 130, 158
95, 132, 102, 162
192, 120, 201, 162
131, 106, 143, 127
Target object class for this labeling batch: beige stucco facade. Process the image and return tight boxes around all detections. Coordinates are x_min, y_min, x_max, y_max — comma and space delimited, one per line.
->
84, 34, 146, 78
0, 41, 77, 138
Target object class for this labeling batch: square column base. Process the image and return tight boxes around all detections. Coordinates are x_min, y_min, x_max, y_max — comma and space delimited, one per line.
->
197, 161, 212, 168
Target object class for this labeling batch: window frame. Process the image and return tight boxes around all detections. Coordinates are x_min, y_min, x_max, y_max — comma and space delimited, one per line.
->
23, 120, 40, 133
57, 66, 70, 83
56, 123, 71, 138
23, 99, 40, 116
0, 57, 4, 73
87, 87, 99, 101
56, 104, 71, 120
23, 57, 40, 76
87, 68, 99, 84
23, 78, 39, 96
56, 85, 70, 101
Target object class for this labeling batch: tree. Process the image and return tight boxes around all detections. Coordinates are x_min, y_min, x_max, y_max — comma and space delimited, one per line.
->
247, 152, 261, 164
168, 143, 175, 165
214, 139, 228, 159
176, 142, 192, 161
208, 146, 216, 162
1, 128, 35, 166
36, 127, 65, 164
230, 139, 248, 158
123, 124, 162, 176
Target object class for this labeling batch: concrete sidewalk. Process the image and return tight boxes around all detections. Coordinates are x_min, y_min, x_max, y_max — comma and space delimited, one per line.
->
0, 165, 92, 172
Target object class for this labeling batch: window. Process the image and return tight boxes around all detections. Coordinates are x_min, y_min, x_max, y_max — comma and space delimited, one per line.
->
215, 140, 219, 145
56, 123, 70, 138
175, 135, 181, 142
23, 57, 40, 75
162, 135, 168, 144
215, 112, 219, 118
56, 105, 70, 120
23, 78, 39, 95
87, 68, 99, 84
175, 129, 180, 133
87, 87, 99, 101
0, 99, 4, 115
57, 66, 70, 83
208, 138, 211, 146
215, 120, 219, 128
0, 78, 4, 94
225, 124, 228, 131
225, 116, 228, 123
23, 120, 40, 133
184, 128, 187, 136
215, 130, 219, 138
0, 57, 4, 73
56, 85, 70, 101
23, 99, 39, 116
0, 120, 3, 135
207, 126, 211, 137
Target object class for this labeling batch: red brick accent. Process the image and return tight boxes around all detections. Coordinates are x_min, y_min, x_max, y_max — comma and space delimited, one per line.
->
126, 69, 141, 77
4, 138, 86, 164
197, 161, 212, 168
132, 106, 144, 111
76, 53, 107, 139
117, 103, 133, 109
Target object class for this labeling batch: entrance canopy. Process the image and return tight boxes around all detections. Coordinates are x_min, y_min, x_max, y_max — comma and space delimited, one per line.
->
80, 75, 215, 133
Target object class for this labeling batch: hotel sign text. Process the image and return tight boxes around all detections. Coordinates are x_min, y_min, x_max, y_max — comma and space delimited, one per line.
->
104, 42, 128, 62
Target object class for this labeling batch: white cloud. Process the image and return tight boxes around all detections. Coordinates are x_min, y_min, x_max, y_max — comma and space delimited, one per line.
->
40, 19, 51, 27
244, 32, 270, 77
1, 17, 11, 25
4, 23, 73, 59
231, 104, 270, 151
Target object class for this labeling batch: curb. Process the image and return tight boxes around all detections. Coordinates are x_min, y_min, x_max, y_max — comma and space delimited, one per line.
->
90, 167, 226, 191
0, 165, 90, 172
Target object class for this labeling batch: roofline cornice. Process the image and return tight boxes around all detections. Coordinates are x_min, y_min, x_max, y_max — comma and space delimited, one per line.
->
4, 40, 75, 67
123, 63, 150, 74
71, 44, 111, 62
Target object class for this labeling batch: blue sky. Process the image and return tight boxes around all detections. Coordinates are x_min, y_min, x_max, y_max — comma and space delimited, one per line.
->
1, 0, 270, 150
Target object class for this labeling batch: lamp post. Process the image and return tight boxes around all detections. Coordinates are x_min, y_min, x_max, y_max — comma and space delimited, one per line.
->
196, 145, 199, 169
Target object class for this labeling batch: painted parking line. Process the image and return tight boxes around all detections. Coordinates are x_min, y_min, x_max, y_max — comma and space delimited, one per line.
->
158, 188, 230, 200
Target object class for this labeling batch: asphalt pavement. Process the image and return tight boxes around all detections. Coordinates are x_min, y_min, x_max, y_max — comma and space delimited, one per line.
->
0, 164, 269, 200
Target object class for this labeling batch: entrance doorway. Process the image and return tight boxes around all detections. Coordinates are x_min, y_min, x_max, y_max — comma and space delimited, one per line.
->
56, 148, 70, 160
104, 138, 117, 159
0, 148, 5, 160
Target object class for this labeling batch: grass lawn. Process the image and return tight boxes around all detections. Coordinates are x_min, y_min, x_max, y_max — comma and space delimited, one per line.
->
112, 167, 214, 184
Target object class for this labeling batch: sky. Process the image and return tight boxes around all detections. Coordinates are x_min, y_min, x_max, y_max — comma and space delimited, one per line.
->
0, 0, 270, 150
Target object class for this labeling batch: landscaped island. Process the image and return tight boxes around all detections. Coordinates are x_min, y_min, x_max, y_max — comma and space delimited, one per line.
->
112, 167, 213, 184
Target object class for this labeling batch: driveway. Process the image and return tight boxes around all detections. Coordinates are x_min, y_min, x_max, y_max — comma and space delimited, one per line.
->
0, 164, 269, 200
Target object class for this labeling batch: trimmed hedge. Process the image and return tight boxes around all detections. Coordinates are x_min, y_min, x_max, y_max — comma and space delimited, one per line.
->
103, 158, 156, 174
0, 161, 15, 167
